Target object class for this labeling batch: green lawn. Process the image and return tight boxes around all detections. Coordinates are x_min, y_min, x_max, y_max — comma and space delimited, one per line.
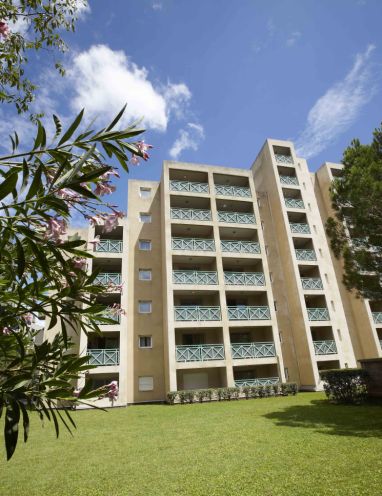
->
1, 392, 382, 496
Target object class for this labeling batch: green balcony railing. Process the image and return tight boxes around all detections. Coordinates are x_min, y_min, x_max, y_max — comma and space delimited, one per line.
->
218, 211, 256, 224
94, 310, 121, 325
94, 273, 122, 286
171, 207, 211, 221
301, 278, 323, 290
307, 308, 330, 321
227, 306, 270, 320
176, 344, 225, 362
280, 175, 299, 186
87, 349, 120, 366
173, 270, 218, 285
221, 240, 261, 254
231, 342, 275, 359
235, 377, 279, 387
295, 249, 317, 261
170, 179, 209, 194
224, 271, 265, 286
275, 154, 293, 165
171, 237, 215, 252
95, 239, 123, 253
215, 184, 251, 198
313, 340, 337, 355
372, 312, 382, 324
285, 198, 305, 209
174, 306, 221, 321
290, 223, 311, 234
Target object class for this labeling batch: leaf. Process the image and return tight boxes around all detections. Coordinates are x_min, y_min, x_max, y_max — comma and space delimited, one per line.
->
15, 237, 25, 278
25, 165, 42, 201
18, 401, 29, 443
0, 171, 18, 201
4, 403, 20, 461
58, 109, 84, 146
53, 114, 62, 137
105, 104, 127, 132
33, 121, 47, 150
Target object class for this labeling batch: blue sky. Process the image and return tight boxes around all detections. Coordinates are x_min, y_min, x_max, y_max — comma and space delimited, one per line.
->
3, 0, 382, 211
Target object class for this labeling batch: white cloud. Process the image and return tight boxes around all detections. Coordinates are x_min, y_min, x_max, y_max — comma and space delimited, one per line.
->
286, 31, 302, 47
69, 44, 191, 131
152, 2, 163, 10
169, 122, 205, 160
295, 44, 377, 159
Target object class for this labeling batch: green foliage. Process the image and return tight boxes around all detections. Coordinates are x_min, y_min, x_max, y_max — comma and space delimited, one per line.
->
242, 386, 251, 399
320, 369, 368, 404
0, 0, 89, 113
326, 124, 382, 300
166, 392, 177, 405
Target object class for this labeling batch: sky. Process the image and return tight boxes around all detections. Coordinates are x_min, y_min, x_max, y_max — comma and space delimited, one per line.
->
2, 0, 382, 211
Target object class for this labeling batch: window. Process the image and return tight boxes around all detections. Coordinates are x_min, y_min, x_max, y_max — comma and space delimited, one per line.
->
139, 376, 154, 391
139, 239, 152, 251
139, 336, 152, 348
139, 269, 152, 281
140, 187, 151, 198
284, 368, 289, 381
138, 301, 152, 313
139, 212, 152, 223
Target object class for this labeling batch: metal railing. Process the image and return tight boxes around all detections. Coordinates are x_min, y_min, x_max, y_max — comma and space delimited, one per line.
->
95, 239, 123, 253
227, 306, 271, 320
221, 240, 260, 254
171, 237, 215, 252
215, 184, 251, 198
372, 312, 382, 324
307, 308, 330, 321
235, 377, 279, 387
313, 340, 337, 355
176, 344, 225, 362
174, 306, 221, 321
285, 198, 305, 209
231, 342, 275, 359
301, 278, 323, 290
275, 154, 293, 165
224, 272, 265, 286
94, 310, 121, 325
280, 175, 298, 186
94, 273, 122, 286
173, 270, 218, 285
218, 211, 256, 224
170, 207, 212, 221
87, 349, 120, 366
295, 249, 316, 261
290, 223, 310, 234
170, 180, 209, 194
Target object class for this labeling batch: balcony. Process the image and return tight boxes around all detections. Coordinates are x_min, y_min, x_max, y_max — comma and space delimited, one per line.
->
275, 154, 293, 165
307, 308, 330, 321
95, 240, 123, 253
227, 306, 271, 320
301, 278, 323, 290
221, 240, 260, 254
218, 211, 256, 224
172, 237, 215, 252
94, 310, 121, 325
295, 249, 316, 261
176, 344, 225, 362
94, 273, 122, 286
224, 272, 265, 286
171, 207, 211, 221
290, 223, 310, 234
215, 184, 251, 198
234, 377, 279, 387
313, 340, 337, 355
372, 312, 382, 324
285, 198, 305, 209
231, 342, 275, 359
87, 349, 120, 366
173, 270, 218, 285
170, 179, 209, 194
280, 176, 299, 186
174, 306, 221, 321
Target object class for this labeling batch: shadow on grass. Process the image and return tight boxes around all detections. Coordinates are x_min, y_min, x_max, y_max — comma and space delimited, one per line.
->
263, 399, 382, 438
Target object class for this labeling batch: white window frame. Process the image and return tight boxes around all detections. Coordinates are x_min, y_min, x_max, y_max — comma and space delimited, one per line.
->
138, 300, 152, 314
139, 269, 152, 281
139, 336, 153, 349
139, 212, 152, 223
139, 239, 152, 251
140, 187, 152, 198
139, 376, 154, 391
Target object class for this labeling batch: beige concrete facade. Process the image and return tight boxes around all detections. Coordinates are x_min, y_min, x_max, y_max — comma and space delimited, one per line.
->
44, 139, 382, 405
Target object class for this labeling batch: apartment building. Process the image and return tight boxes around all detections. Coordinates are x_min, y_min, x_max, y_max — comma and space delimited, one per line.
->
47, 139, 382, 405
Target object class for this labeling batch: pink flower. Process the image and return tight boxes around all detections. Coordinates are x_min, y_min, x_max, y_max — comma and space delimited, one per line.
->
94, 181, 116, 196
130, 155, 140, 165
73, 258, 87, 270
106, 380, 119, 400
103, 212, 123, 233
57, 188, 81, 201
100, 169, 120, 180
0, 21, 10, 38
136, 141, 153, 161
73, 387, 81, 398
88, 236, 101, 248
22, 313, 33, 325
45, 218, 67, 242
88, 215, 103, 227
1, 327, 11, 335
109, 303, 126, 316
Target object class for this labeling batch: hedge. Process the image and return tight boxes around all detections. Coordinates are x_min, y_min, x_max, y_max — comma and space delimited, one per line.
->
166, 382, 298, 405
319, 368, 368, 404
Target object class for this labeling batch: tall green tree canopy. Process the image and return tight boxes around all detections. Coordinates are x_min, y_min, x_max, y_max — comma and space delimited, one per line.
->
326, 124, 382, 300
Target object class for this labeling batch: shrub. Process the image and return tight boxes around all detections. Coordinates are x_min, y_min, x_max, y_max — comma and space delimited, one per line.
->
205, 389, 213, 401
185, 390, 195, 404
286, 382, 298, 395
178, 391, 187, 404
264, 385, 273, 397
257, 385, 266, 398
280, 383, 289, 396
273, 384, 280, 396
250, 385, 259, 398
242, 386, 251, 399
216, 388, 224, 401
196, 390, 207, 403
320, 369, 368, 404
167, 391, 178, 405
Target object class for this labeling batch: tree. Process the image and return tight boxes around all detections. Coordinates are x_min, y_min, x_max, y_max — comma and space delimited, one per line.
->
326, 124, 382, 300
0, 0, 88, 113
0, 105, 152, 460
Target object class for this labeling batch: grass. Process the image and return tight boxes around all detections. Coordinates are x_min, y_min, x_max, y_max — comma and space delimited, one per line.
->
1, 392, 382, 496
